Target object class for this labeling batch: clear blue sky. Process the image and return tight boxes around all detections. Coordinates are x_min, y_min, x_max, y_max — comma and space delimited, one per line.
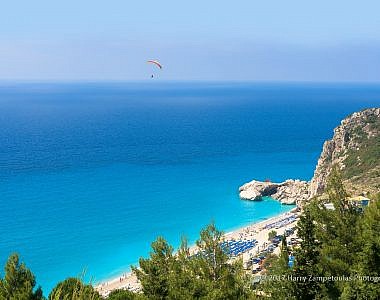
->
1, 0, 380, 81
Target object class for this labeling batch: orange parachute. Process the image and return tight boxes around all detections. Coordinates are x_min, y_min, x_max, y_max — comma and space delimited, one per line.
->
147, 60, 162, 69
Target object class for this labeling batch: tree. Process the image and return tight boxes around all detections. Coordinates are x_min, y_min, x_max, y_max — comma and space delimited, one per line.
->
341, 194, 380, 300
132, 223, 252, 299
267, 230, 277, 241
48, 277, 101, 300
309, 166, 361, 297
292, 208, 323, 300
261, 236, 295, 300
278, 236, 289, 271
0, 253, 43, 300
132, 236, 174, 299
108, 289, 146, 300
166, 236, 205, 299
326, 165, 348, 209
189, 223, 251, 299
195, 223, 229, 284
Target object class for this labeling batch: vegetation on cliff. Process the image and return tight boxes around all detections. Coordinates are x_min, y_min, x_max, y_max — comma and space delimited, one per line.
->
343, 113, 380, 190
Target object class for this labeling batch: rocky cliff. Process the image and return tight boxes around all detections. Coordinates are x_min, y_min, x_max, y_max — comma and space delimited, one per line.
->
309, 107, 380, 197
239, 108, 380, 204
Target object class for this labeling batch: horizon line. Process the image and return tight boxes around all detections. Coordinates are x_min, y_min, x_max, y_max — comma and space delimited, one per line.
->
0, 79, 380, 85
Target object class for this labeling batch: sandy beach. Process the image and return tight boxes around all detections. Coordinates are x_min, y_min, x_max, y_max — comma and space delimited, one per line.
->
95, 209, 299, 297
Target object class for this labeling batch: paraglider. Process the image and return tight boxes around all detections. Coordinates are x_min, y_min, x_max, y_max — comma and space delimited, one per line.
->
147, 60, 162, 78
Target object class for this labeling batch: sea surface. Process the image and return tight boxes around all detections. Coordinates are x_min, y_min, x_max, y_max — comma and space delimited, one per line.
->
0, 82, 379, 293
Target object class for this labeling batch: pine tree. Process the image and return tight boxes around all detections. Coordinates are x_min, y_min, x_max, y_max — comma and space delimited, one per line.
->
195, 223, 229, 284
48, 277, 101, 300
108, 288, 146, 300
167, 236, 205, 299
278, 236, 289, 271
292, 208, 322, 300
0, 253, 43, 300
132, 236, 174, 299
262, 235, 296, 300
192, 223, 251, 299
341, 194, 380, 300
133, 223, 251, 299
310, 166, 361, 297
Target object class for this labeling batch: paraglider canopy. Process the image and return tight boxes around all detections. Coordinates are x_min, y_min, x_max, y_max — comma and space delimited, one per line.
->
147, 60, 162, 69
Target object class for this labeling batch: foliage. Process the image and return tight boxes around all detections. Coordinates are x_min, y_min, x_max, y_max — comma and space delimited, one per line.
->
341, 193, 380, 300
132, 223, 252, 299
310, 166, 361, 296
193, 223, 251, 299
267, 230, 277, 241
48, 277, 101, 300
278, 236, 289, 272
132, 236, 174, 299
107, 289, 146, 300
0, 253, 43, 300
262, 209, 323, 300
343, 119, 380, 179
292, 208, 323, 300
261, 168, 380, 299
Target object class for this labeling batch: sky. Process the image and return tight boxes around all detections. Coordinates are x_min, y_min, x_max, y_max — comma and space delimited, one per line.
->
1, 0, 380, 81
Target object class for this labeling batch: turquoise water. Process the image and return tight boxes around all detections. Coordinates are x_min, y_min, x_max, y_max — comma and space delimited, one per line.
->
0, 82, 379, 292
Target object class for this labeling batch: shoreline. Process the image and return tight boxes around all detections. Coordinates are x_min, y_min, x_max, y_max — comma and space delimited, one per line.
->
95, 208, 299, 297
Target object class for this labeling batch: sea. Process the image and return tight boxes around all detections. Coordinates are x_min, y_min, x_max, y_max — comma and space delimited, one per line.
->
0, 81, 379, 293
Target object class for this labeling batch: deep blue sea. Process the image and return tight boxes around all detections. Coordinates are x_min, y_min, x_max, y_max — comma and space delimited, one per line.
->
0, 82, 379, 293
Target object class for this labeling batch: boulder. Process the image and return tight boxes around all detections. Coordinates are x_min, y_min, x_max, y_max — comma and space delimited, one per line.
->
239, 179, 310, 205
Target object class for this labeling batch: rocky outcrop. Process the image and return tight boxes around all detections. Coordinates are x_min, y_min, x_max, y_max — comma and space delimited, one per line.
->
239, 180, 279, 201
239, 179, 310, 205
309, 108, 380, 197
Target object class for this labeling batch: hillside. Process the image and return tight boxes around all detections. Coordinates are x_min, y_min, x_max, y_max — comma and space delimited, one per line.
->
309, 107, 380, 197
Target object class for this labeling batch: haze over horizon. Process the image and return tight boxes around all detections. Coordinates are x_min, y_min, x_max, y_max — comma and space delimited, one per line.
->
1, 0, 380, 82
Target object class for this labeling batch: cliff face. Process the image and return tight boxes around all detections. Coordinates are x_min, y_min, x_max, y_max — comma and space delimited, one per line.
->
309, 108, 380, 197
239, 108, 380, 205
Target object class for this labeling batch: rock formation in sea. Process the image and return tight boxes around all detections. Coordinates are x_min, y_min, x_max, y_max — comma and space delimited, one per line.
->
239, 108, 380, 205
239, 179, 310, 205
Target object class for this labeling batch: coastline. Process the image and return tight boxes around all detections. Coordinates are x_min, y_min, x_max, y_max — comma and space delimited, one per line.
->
95, 208, 299, 297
